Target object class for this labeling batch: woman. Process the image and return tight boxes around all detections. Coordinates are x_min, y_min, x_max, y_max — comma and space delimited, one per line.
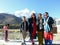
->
28, 13, 37, 45
37, 13, 44, 45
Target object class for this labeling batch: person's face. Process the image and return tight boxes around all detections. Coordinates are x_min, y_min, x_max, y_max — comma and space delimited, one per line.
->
38, 14, 42, 18
22, 17, 26, 22
31, 14, 35, 19
44, 13, 48, 18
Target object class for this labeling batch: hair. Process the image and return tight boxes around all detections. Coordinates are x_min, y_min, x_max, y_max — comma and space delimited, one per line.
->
31, 13, 36, 22
45, 12, 49, 15
38, 13, 42, 18
38, 13, 42, 15
22, 16, 26, 22
23, 16, 26, 19
5, 24, 9, 26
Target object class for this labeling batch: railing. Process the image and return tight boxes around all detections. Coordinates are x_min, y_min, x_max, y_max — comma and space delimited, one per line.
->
0, 29, 25, 40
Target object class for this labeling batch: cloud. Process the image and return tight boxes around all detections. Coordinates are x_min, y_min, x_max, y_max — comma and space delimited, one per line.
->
14, 8, 36, 18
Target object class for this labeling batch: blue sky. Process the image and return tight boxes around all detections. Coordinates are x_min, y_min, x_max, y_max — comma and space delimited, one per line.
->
0, 0, 60, 18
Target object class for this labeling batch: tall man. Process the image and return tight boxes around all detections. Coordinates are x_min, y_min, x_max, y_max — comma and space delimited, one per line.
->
44, 12, 54, 45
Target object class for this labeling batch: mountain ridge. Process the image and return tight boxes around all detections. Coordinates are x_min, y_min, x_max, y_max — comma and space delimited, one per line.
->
0, 13, 22, 24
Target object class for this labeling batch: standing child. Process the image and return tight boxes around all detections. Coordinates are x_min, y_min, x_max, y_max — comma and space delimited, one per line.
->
3, 24, 9, 41
20, 16, 28, 45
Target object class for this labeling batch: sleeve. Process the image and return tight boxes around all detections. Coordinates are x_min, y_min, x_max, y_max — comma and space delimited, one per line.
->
36, 19, 39, 31
48, 17, 54, 30
26, 21, 29, 31
48, 17, 54, 25
3, 26, 5, 30
20, 22, 23, 32
51, 17, 54, 24
28, 18, 31, 23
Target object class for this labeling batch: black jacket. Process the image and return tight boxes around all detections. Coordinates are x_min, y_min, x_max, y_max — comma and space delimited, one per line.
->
37, 18, 44, 31
28, 18, 36, 33
20, 21, 28, 31
48, 17, 54, 29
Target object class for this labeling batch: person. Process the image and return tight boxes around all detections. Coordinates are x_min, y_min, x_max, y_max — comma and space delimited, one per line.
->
20, 16, 28, 45
37, 13, 44, 45
43, 12, 54, 45
3, 24, 9, 41
28, 13, 37, 45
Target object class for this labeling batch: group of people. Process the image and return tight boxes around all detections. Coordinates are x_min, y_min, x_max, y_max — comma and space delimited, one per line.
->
3, 12, 54, 45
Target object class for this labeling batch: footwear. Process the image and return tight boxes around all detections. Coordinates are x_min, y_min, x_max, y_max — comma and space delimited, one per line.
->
21, 43, 26, 45
5, 40, 9, 42
21, 43, 24, 45
39, 44, 43, 45
32, 42, 34, 45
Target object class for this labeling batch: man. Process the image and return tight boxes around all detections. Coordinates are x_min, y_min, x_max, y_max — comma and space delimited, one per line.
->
44, 12, 54, 45
20, 16, 28, 45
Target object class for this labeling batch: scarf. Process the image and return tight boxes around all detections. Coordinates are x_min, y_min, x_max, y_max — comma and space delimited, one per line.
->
44, 17, 50, 32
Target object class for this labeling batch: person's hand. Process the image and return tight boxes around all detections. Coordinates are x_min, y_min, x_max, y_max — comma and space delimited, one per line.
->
43, 22, 46, 25
20, 30, 22, 33
26, 31, 29, 34
48, 31, 53, 34
32, 24, 34, 27
50, 31, 53, 34
36, 31, 38, 34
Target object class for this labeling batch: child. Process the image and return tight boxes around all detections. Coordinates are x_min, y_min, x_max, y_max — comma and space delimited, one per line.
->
20, 16, 28, 45
3, 24, 9, 41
